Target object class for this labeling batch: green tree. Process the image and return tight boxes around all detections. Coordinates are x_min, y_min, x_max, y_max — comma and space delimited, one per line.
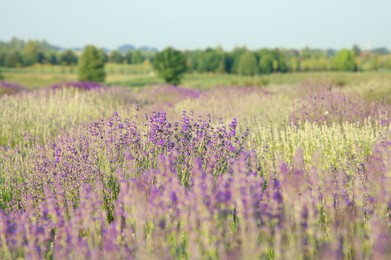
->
0, 53, 5, 67
274, 50, 288, 73
259, 52, 274, 74
258, 49, 288, 74
124, 51, 132, 64
288, 57, 300, 72
132, 50, 144, 64
60, 50, 78, 65
216, 58, 226, 73
0, 69, 3, 81
197, 47, 226, 73
333, 49, 357, 71
238, 51, 258, 76
109, 50, 123, 63
37, 52, 46, 64
49, 53, 58, 65
99, 49, 109, 63
230, 47, 247, 74
185, 50, 203, 72
5, 51, 23, 67
78, 45, 106, 83
22, 41, 39, 66
153, 47, 187, 85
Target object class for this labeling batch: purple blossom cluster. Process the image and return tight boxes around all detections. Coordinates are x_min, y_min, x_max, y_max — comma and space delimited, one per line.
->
0, 81, 27, 95
152, 85, 201, 99
49, 82, 106, 91
3, 112, 248, 209
0, 111, 391, 258
290, 86, 391, 126
136, 85, 201, 109
1, 153, 271, 259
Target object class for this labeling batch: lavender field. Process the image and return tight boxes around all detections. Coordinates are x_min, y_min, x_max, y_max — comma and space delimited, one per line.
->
1, 79, 391, 259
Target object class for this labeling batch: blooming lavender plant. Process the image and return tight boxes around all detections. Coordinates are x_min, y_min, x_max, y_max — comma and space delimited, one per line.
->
0, 81, 27, 95
49, 81, 106, 91
1, 103, 391, 258
290, 85, 391, 126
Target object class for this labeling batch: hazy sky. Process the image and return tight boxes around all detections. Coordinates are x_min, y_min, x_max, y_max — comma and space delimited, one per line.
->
1, 0, 390, 50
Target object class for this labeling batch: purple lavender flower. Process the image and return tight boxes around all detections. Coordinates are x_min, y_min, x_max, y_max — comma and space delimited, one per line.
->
49, 81, 105, 91
0, 81, 27, 94
229, 118, 237, 136
170, 191, 178, 204
272, 178, 283, 204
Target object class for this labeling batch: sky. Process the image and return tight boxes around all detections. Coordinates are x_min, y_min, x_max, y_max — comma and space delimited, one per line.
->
1, 0, 390, 51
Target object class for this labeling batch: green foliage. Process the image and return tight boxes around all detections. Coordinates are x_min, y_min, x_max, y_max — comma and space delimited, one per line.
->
230, 47, 248, 74
300, 47, 328, 59
78, 45, 106, 83
22, 41, 39, 66
49, 53, 58, 65
196, 47, 226, 73
238, 51, 258, 76
100, 49, 109, 63
258, 49, 288, 74
259, 52, 274, 74
333, 49, 357, 72
3, 37, 391, 75
60, 49, 78, 65
300, 58, 331, 71
0, 69, 3, 81
132, 50, 145, 64
0, 38, 60, 67
4, 51, 23, 67
153, 47, 187, 85
123, 51, 133, 64
288, 57, 300, 72
0, 37, 60, 54
109, 50, 123, 63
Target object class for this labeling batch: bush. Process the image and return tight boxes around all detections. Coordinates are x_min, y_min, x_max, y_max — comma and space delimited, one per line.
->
238, 51, 258, 76
153, 47, 187, 85
78, 45, 106, 83
333, 49, 357, 72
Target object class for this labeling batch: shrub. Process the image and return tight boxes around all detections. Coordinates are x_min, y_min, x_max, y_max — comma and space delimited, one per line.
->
78, 45, 106, 83
153, 47, 187, 85
333, 49, 357, 72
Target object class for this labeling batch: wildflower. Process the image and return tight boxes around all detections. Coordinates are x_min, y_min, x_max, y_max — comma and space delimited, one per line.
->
170, 191, 178, 204
229, 118, 238, 136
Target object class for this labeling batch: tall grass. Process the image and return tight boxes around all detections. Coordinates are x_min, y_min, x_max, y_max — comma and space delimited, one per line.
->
0, 78, 391, 259
0, 87, 137, 146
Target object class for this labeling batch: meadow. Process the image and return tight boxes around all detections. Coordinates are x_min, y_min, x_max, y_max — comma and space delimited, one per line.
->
0, 70, 391, 259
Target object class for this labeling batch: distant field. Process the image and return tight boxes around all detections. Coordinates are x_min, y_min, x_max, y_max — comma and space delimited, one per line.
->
1, 71, 163, 89
0, 63, 155, 88
181, 70, 391, 89
2, 64, 391, 91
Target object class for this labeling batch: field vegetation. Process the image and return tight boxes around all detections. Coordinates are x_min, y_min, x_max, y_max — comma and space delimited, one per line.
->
1, 68, 391, 258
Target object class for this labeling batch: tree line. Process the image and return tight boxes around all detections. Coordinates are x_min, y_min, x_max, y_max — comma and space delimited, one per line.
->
185, 45, 391, 74
2, 38, 391, 85
0, 38, 153, 68
1, 39, 391, 74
